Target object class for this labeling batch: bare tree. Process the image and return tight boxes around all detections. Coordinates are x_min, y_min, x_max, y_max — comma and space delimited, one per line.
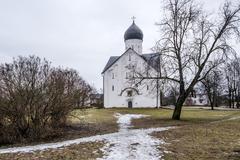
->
132, 0, 240, 119
225, 56, 240, 108
201, 69, 223, 110
73, 77, 95, 108
0, 56, 94, 144
0, 56, 51, 140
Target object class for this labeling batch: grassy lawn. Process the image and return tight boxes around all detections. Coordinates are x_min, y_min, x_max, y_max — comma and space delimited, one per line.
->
71, 108, 240, 159
156, 119, 240, 160
1, 107, 240, 159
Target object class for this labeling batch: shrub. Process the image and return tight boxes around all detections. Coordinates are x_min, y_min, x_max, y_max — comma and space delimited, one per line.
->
0, 56, 94, 144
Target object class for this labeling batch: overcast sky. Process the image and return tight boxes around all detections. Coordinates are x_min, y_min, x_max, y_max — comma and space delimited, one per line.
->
0, 0, 238, 90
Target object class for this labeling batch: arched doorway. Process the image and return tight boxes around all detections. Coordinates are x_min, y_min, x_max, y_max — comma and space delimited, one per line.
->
128, 101, 133, 108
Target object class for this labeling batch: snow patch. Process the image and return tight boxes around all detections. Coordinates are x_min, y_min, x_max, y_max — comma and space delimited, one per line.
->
98, 113, 173, 160
0, 113, 174, 160
114, 113, 147, 131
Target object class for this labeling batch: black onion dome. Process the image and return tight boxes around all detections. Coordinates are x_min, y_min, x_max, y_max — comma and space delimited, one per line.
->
124, 21, 143, 41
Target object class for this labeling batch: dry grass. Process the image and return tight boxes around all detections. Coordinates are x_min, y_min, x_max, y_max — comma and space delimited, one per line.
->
69, 108, 240, 160
153, 119, 240, 160
0, 141, 105, 160
128, 108, 240, 160
1, 107, 240, 160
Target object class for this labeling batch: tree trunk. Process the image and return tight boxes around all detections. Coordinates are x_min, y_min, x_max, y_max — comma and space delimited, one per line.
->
207, 91, 214, 110
212, 92, 216, 110
172, 95, 186, 120
209, 95, 214, 110
228, 89, 232, 108
160, 91, 164, 107
232, 90, 235, 108
215, 93, 219, 107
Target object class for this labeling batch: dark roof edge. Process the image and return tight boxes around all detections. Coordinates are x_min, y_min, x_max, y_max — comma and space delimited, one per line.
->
101, 50, 159, 74
101, 48, 132, 74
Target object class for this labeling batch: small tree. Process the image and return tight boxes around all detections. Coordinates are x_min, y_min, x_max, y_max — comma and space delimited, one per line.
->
47, 68, 81, 128
225, 56, 240, 108
201, 69, 223, 110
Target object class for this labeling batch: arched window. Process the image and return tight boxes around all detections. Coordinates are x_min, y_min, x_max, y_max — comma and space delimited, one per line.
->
119, 87, 140, 96
127, 91, 133, 97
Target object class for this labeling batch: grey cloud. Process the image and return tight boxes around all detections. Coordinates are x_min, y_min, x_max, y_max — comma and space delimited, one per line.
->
0, 0, 237, 90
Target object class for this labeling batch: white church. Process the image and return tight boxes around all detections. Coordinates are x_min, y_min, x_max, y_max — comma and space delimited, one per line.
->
102, 19, 160, 108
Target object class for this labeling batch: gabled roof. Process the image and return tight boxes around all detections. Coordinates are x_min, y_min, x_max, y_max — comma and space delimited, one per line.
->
141, 53, 161, 72
101, 48, 133, 74
102, 56, 119, 73
102, 50, 160, 74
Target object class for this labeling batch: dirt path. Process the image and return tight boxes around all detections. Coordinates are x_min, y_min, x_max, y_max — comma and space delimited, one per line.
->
98, 113, 173, 160
0, 113, 174, 160
211, 116, 240, 124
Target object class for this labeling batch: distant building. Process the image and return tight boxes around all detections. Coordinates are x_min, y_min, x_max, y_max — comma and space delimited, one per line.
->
184, 90, 209, 106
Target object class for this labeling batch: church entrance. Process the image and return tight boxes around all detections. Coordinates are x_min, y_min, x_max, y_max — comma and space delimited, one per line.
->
128, 101, 133, 108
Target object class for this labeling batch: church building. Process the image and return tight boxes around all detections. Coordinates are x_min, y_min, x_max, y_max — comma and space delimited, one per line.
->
102, 20, 160, 108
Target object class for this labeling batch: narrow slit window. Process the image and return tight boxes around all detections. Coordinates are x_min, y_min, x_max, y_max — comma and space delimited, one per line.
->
112, 73, 114, 79
112, 85, 114, 91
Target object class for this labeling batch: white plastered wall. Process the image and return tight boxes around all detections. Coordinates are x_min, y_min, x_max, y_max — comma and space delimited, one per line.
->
103, 49, 158, 108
